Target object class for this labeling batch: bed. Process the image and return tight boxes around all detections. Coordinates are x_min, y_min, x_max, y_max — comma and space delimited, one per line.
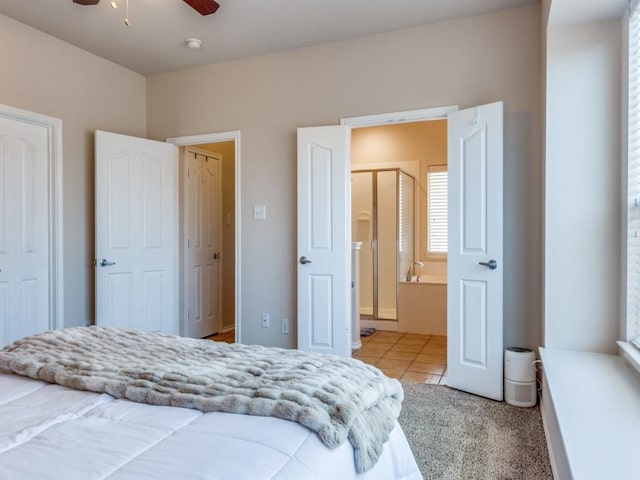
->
0, 327, 423, 480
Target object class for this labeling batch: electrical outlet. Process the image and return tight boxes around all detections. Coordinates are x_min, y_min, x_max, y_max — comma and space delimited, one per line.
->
261, 312, 270, 328
281, 318, 289, 334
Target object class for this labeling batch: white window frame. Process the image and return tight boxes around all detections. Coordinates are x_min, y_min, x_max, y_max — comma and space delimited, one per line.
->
426, 164, 448, 258
620, 0, 640, 371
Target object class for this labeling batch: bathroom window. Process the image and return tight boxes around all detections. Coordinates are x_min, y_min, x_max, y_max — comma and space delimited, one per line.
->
427, 165, 448, 255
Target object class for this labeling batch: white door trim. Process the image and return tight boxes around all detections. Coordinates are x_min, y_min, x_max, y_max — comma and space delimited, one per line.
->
0, 103, 63, 332
167, 131, 241, 343
340, 105, 458, 128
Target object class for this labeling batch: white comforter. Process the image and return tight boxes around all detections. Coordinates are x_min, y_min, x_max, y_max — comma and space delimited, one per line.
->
0, 373, 423, 480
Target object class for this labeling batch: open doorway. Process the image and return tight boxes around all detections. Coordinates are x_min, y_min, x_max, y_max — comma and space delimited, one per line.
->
350, 120, 448, 338
348, 119, 449, 384
167, 131, 241, 343
179, 142, 235, 339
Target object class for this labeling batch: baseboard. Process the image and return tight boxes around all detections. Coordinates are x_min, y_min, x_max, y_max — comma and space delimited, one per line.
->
220, 324, 235, 333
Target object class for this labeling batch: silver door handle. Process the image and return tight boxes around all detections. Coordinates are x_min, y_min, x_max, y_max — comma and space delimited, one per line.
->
479, 259, 497, 270
99, 259, 116, 267
299, 256, 312, 265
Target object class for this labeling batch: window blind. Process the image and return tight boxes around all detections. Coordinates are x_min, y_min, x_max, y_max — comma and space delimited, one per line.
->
628, 0, 640, 346
427, 166, 448, 254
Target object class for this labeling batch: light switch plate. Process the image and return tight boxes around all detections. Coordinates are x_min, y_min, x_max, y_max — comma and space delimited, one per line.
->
253, 205, 266, 221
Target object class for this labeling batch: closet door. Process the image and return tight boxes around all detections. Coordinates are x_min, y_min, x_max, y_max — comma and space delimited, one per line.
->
185, 149, 222, 338
0, 116, 50, 346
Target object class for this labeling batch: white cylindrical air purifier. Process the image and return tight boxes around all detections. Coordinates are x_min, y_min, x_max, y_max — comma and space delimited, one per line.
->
504, 347, 537, 407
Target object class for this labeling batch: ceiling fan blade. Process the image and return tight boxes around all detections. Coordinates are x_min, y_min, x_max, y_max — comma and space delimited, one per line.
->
183, 0, 220, 15
73, 0, 101, 5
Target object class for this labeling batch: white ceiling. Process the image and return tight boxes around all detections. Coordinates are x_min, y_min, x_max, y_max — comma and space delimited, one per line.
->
0, 0, 538, 76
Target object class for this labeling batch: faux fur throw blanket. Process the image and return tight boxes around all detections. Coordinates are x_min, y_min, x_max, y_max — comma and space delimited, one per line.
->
0, 327, 403, 473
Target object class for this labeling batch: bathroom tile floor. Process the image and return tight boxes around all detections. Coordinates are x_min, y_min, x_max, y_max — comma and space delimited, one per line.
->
207, 329, 447, 384
353, 331, 448, 384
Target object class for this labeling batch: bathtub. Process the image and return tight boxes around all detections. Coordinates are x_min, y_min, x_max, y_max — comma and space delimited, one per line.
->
397, 275, 447, 336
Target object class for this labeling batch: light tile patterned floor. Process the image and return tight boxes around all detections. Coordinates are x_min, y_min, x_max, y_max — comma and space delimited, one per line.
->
207, 329, 447, 384
353, 331, 448, 384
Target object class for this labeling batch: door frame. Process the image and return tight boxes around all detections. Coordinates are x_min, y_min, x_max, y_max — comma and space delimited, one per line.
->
0, 103, 64, 332
182, 146, 223, 337
340, 106, 458, 129
167, 131, 242, 343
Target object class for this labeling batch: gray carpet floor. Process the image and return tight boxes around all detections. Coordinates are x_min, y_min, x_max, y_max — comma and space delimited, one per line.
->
398, 383, 553, 480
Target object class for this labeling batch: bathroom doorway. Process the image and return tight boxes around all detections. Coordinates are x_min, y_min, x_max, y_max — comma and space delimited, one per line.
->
350, 119, 448, 334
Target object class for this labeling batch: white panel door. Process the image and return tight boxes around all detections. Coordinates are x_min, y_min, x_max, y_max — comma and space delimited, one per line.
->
447, 102, 504, 401
297, 126, 351, 357
0, 117, 49, 346
95, 131, 178, 334
185, 150, 221, 338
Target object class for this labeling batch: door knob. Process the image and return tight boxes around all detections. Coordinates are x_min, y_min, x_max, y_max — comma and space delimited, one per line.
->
99, 259, 116, 267
299, 256, 312, 265
478, 259, 497, 270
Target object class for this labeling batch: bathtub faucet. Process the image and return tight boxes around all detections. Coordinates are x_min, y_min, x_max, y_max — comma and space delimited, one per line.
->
405, 261, 424, 282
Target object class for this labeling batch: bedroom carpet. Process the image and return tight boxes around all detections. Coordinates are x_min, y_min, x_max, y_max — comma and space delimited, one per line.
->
398, 383, 553, 480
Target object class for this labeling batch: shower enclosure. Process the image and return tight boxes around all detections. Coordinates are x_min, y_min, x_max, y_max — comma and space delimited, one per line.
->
351, 169, 415, 321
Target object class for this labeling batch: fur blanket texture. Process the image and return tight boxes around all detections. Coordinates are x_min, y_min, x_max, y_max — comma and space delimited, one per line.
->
0, 327, 404, 473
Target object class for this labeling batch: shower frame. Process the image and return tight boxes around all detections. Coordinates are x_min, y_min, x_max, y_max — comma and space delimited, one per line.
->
352, 168, 415, 321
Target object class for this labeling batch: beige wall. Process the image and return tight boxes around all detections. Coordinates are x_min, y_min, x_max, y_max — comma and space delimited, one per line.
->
0, 14, 147, 327
544, 19, 622, 353
147, 4, 542, 350
199, 141, 236, 331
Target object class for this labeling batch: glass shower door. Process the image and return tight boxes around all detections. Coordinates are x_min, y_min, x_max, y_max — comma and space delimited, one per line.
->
351, 172, 374, 318
376, 171, 397, 320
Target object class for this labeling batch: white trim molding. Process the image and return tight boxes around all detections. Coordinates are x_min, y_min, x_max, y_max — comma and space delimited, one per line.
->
618, 340, 640, 375
340, 105, 458, 128
0, 103, 64, 332
167, 131, 242, 344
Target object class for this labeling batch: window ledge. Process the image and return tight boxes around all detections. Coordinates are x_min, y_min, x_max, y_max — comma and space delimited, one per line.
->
618, 341, 640, 376
540, 348, 640, 480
